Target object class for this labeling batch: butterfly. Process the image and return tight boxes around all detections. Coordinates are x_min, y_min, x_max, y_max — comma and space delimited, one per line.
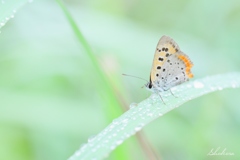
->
145, 35, 193, 97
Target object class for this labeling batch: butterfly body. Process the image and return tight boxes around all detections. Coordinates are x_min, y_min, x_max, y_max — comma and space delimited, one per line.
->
146, 36, 193, 93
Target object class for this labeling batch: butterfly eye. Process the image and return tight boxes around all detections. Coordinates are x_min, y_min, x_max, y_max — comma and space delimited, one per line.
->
149, 83, 152, 89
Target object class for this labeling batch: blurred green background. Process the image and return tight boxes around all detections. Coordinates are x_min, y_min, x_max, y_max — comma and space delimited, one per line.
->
0, 0, 240, 160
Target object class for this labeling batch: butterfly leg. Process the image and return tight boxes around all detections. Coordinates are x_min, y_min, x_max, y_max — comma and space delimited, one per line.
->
170, 89, 178, 98
158, 92, 166, 105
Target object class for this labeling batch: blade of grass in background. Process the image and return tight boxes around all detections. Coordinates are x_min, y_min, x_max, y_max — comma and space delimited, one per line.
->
55, 0, 132, 159
55, 0, 123, 121
0, 0, 29, 29
68, 72, 240, 160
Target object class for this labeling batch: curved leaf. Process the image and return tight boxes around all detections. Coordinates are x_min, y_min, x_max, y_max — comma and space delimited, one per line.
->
69, 72, 240, 160
0, 0, 28, 29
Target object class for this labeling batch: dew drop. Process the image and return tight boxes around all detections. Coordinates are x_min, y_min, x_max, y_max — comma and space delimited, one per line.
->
135, 126, 141, 131
147, 113, 153, 117
120, 126, 125, 130
231, 81, 239, 88
88, 135, 96, 142
109, 124, 114, 129
116, 139, 123, 145
112, 119, 119, 125
130, 103, 137, 109
135, 123, 144, 132
193, 81, 204, 88
110, 145, 116, 150
122, 118, 129, 123
209, 86, 215, 91
75, 150, 81, 156
232, 84, 237, 88
103, 139, 109, 143
79, 143, 87, 151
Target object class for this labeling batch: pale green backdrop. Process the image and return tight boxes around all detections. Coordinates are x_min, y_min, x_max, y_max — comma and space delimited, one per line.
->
0, 0, 239, 160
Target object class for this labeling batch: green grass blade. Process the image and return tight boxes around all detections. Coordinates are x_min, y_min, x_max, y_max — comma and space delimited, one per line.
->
68, 72, 240, 160
0, 0, 28, 29
54, 0, 123, 118
54, 1, 132, 159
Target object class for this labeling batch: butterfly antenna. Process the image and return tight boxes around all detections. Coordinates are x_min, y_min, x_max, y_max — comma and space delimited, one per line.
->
122, 74, 148, 83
